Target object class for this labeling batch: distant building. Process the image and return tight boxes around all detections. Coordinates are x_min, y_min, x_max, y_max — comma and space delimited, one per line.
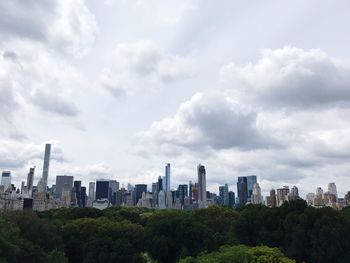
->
134, 184, 147, 205
55, 175, 74, 199
277, 186, 289, 206
81, 187, 87, 207
158, 190, 166, 209
269, 189, 277, 208
26, 167, 35, 193
327, 183, 338, 199
96, 180, 110, 200
1, 171, 11, 190
177, 184, 188, 205
247, 175, 257, 202
39, 144, 51, 192
228, 191, 235, 207
197, 164, 206, 208
290, 186, 299, 200
109, 180, 119, 205
165, 163, 171, 192
73, 181, 82, 207
237, 177, 248, 206
89, 182, 95, 199
219, 184, 229, 206
306, 193, 315, 206
252, 183, 262, 204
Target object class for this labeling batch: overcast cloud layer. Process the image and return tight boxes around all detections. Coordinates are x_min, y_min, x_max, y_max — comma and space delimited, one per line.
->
1, 0, 350, 197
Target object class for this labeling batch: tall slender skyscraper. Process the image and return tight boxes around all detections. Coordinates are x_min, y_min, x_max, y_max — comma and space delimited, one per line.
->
197, 164, 206, 208
26, 167, 35, 192
165, 163, 171, 192
40, 144, 51, 192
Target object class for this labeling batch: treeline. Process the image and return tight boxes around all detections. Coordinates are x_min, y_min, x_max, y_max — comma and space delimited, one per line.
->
0, 200, 350, 262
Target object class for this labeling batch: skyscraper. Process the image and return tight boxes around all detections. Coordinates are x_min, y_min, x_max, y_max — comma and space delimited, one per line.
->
1, 171, 11, 190
134, 184, 147, 205
95, 180, 110, 200
252, 183, 262, 204
40, 144, 51, 192
237, 176, 248, 206
290, 186, 299, 200
26, 167, 35, 192
327, 183, 338, 199
177, 184, 188, 205
55, 175, 74, 199
246, 175, 257, 202
157, 176, 163, 192
89, 182, 95, 201
269, 189, 277, 208
197, 164, 206, 208
109, 180, 119, 205
74, 181, 82, 207
228, 191, 235, 207
165, 163, 171, 192
219, 184, 229, 206
277, 186, 290, 206
81, 186, 87, 208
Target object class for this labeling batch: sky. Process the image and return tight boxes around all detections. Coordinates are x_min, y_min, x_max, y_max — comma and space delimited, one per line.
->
1, 0, 350, 198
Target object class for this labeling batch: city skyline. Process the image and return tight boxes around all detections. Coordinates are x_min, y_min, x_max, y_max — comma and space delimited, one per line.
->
2, 1, 350, 198
1, 143, 348, 201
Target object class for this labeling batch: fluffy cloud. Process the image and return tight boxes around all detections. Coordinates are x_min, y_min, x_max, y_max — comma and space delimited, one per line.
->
135, 92, 279, 156
0, 43, 83, 119
98, 41, 195, 97
221, 46, 350, 108
0, 140, 65, 169
0, 0, 97, 56
0, 0, 96, 126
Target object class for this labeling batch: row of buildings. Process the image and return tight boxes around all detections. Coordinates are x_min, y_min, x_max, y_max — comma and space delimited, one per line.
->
1, 144, 350, 211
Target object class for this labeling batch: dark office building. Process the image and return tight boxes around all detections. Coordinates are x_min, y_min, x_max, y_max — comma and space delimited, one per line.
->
96, 180, 110, 200
228, 191, 235, 207
134, 184, 147, 205
74, 180, 82, 207
157, 176, 163, 192
177, 184, 188, 205
81, 186, 86, 208
237, 176, 248, 206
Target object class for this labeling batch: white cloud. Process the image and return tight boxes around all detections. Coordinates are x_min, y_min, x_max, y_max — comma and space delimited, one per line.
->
98, 40, 195, 97
221, 46, 350, 108
0, 0, 97, 56
135, 92, 279, 156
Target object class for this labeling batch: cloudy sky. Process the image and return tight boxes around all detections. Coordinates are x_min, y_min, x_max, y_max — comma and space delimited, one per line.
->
1, 0, 350, 197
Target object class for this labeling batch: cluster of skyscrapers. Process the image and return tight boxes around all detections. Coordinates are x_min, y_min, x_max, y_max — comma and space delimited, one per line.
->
1, 144, 350, 211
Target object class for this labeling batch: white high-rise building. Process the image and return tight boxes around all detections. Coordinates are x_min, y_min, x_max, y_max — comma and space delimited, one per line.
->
158, 190, 166, 209
290, 186, 299, 200
165, 163, 171, 192
327, 183, 338, 199
197, 164, 206, 208
1, 171, 11, 190
39, 144, 51, 193
89, 182, 95, 200
252, 183, 262, 204
306, 193, 315, 205
316, 187, 323, 196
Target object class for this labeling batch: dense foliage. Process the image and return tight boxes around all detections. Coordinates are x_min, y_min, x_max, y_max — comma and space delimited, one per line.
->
180, 245, 295, 263
0, 200, 349, 262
